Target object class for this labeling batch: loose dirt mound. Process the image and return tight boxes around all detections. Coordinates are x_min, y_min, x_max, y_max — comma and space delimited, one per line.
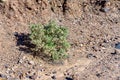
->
0, 0, 120, 80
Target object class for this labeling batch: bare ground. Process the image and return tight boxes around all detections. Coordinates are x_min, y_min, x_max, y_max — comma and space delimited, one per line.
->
0, 0, 120, 80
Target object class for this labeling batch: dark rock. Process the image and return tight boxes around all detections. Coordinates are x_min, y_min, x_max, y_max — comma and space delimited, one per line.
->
103, 39, 109, 43
96, 73, 101, 78
115, 43, 120, 49
86, 53, 97, 59
65, 77, 73, 80
111, 50, 117, 55
26, 75, 34, 79
45, 73, 50, 76
14, 32, 18, 37
51, 75, 56, 80
112, 49, 120, 55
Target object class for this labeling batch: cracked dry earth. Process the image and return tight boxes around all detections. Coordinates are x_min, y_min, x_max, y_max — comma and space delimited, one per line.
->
0, 0, 120, 80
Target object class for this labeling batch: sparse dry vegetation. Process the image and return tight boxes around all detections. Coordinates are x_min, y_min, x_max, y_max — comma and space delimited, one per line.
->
30, 21, 70, 60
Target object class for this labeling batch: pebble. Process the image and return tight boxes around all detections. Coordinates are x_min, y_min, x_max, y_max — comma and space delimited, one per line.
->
65, 77, 73, 80
4, 64, 9, 69
26, 75, 34, 79
101, 7, 110, 12
52, 71, 57, 74
18, 59, 23, 64
45, 73, 50, 76
115, 43, 120, 49
39, 68, 45, 72
96, 73, 101, 78
86, 53, 97, 59
100, 1, 111, 13
15, 71, 23, 79
14, 32, 18, 37
111, 50, 117, 55
28, 61, 35, 65
51, 75, 56, 80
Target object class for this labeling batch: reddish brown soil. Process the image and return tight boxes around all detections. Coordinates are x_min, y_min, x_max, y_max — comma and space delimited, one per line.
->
0, 0, 120, 80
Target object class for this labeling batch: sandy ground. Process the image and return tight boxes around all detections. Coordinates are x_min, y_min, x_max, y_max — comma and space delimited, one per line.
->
0, 0, 120, 80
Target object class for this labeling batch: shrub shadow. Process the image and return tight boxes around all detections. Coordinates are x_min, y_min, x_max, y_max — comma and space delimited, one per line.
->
14, 32, 53, 62
14, 32, 34, 53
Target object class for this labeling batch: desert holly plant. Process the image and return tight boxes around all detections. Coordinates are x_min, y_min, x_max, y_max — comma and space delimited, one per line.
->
30, 21, 70, 61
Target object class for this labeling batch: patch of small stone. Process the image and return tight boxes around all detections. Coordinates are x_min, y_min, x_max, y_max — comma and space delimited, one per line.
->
86, 53, 97, 59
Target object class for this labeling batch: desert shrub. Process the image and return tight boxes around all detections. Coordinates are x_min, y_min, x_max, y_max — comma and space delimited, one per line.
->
30, 21, 70, 61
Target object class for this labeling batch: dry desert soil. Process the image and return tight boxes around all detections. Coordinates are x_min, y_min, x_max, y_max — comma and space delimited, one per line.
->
0, 0, 120, 80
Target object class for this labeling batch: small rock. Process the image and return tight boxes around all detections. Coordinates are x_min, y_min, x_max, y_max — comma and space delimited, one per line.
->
96, 73, 101, 78
26, 72, 36, 80
17, 72, 23, 79
39, 68, 45, 72
28, 61, 35, 65
103, 39, 109, 43
45, 73, 50, 76
18, 59, 23, 64
86, 53, 97, 59
65, 77, 73, 80
51, 75, 56, 80
52, 71, 57, 74
14, 32, 18, 37
111, 50, 117, 55
100, 1, 111, 12
4, 64, 9, 69
115, 43, 120, 49
26, 75, 34, 79
80, 44, 83, 47
101, 7, 110, 12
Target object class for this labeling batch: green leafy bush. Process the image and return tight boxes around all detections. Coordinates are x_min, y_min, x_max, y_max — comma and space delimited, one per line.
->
30, 21, 70, 60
